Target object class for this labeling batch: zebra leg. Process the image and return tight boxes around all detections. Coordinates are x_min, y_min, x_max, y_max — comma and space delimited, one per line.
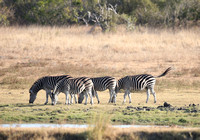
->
111, 89, 117, 103
128, 93, 132, 104
150, 88, 157, 103
108, 90, 112, 103
111, 90, 117, 103
95, 91, 100, 104
89, 90, 93, 105
146, 88, 150, 103
65, 91, 70, 105
84, 92, 88, 105
74, 94, 78, 104
123, 89, 129, 104
54, 94, 58, 105
70, 94, 74, 104
108, 89, 115, 103
112, 92, 117, 103
44, 90, 51, 105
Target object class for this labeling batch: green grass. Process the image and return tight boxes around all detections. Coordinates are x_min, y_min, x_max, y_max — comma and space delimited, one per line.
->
0, 103, 199, 127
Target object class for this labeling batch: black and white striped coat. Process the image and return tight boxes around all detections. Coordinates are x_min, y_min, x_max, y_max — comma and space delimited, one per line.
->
29, 75, 72, 104
116, 67, 172, 104
51, 77, 94, 105
78, 76, 117, 104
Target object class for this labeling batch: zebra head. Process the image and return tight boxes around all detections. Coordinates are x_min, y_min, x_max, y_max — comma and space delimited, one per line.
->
51, 88, 59, 105
29, 78, 43, 103
50, 92, 57, 105
78, 92, 85, 103
51, 79, 63, 105
29, 88, 36, 104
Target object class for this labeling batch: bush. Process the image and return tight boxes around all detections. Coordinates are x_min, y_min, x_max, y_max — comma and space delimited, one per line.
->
0, 0, 13, 25
4, 0, 80, 25
0, 0, 200, 28
178, 0, 200, 25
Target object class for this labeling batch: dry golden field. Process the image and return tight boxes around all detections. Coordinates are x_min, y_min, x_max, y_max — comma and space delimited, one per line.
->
0, 26, 200, 105
0, 26, 200, 139
0, 26, 200, 128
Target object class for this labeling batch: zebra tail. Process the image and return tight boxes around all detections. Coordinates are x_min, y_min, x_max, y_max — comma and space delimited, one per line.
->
115, 81, 119, 94
155, 67, 172, 78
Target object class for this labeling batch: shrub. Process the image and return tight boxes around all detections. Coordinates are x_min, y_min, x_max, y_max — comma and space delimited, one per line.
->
0, 0, 200, 28
0, 0, 13, 25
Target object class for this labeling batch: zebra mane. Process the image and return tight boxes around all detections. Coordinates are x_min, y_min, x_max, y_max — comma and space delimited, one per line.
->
30, 77, 44, 94
52, 78, 66, 95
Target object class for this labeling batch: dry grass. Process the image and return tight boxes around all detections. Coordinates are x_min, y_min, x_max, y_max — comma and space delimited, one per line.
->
0, 88, 199, 107
0, 25, 200, 105
0, 26, 200, 78
0, 26, 200, 139
0, 126, 200, 140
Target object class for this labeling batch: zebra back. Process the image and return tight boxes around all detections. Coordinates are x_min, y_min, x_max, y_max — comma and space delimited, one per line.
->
91, 76, 117, 91
53, 77, 94, 95
116, 74, 155, 92
116, 67, 171, 92
29, 75, 72, 94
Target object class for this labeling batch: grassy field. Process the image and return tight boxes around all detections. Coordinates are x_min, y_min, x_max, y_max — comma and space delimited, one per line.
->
0, 26, 200, 130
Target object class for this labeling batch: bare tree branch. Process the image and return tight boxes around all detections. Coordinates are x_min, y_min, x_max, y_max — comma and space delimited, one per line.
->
76, 3, 118, 32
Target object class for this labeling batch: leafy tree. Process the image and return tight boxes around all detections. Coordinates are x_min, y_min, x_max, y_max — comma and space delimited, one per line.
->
0, 0, 200, 29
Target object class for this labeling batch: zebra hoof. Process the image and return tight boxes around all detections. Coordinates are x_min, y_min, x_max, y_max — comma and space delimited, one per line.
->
44, 102, 48, 105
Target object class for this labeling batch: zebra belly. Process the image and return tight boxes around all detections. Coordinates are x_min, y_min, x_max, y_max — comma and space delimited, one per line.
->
94, 87, 107, 91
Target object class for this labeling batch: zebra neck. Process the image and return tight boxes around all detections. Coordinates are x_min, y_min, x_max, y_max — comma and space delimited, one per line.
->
31, 79, 44, 94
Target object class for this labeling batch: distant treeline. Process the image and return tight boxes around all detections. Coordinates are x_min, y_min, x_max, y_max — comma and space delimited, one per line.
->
0, 0, 200, 30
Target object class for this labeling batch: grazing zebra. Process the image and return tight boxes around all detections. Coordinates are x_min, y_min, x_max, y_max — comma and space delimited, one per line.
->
116, 67, 172, 104
51, 77, 94, 105
29, 75, 72, 104
78, 76, 117, 104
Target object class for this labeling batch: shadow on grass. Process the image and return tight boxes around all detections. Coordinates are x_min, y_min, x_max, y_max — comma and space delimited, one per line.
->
0, 103, 46, 108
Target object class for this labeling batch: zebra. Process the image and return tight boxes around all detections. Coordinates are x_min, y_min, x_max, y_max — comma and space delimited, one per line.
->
77, 76, 117, 104
29, 75, 73, 104
51, 77, 94, 105
116, 67, 172, 104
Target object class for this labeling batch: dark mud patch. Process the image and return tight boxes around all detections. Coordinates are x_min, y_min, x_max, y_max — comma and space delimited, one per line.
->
126, 102, 200, 113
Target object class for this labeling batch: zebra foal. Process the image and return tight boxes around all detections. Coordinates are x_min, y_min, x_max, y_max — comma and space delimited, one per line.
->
78, 76, 117, 104
51, 77, 94, 105
116, 67, 172, 104
29, 75, 72, 104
